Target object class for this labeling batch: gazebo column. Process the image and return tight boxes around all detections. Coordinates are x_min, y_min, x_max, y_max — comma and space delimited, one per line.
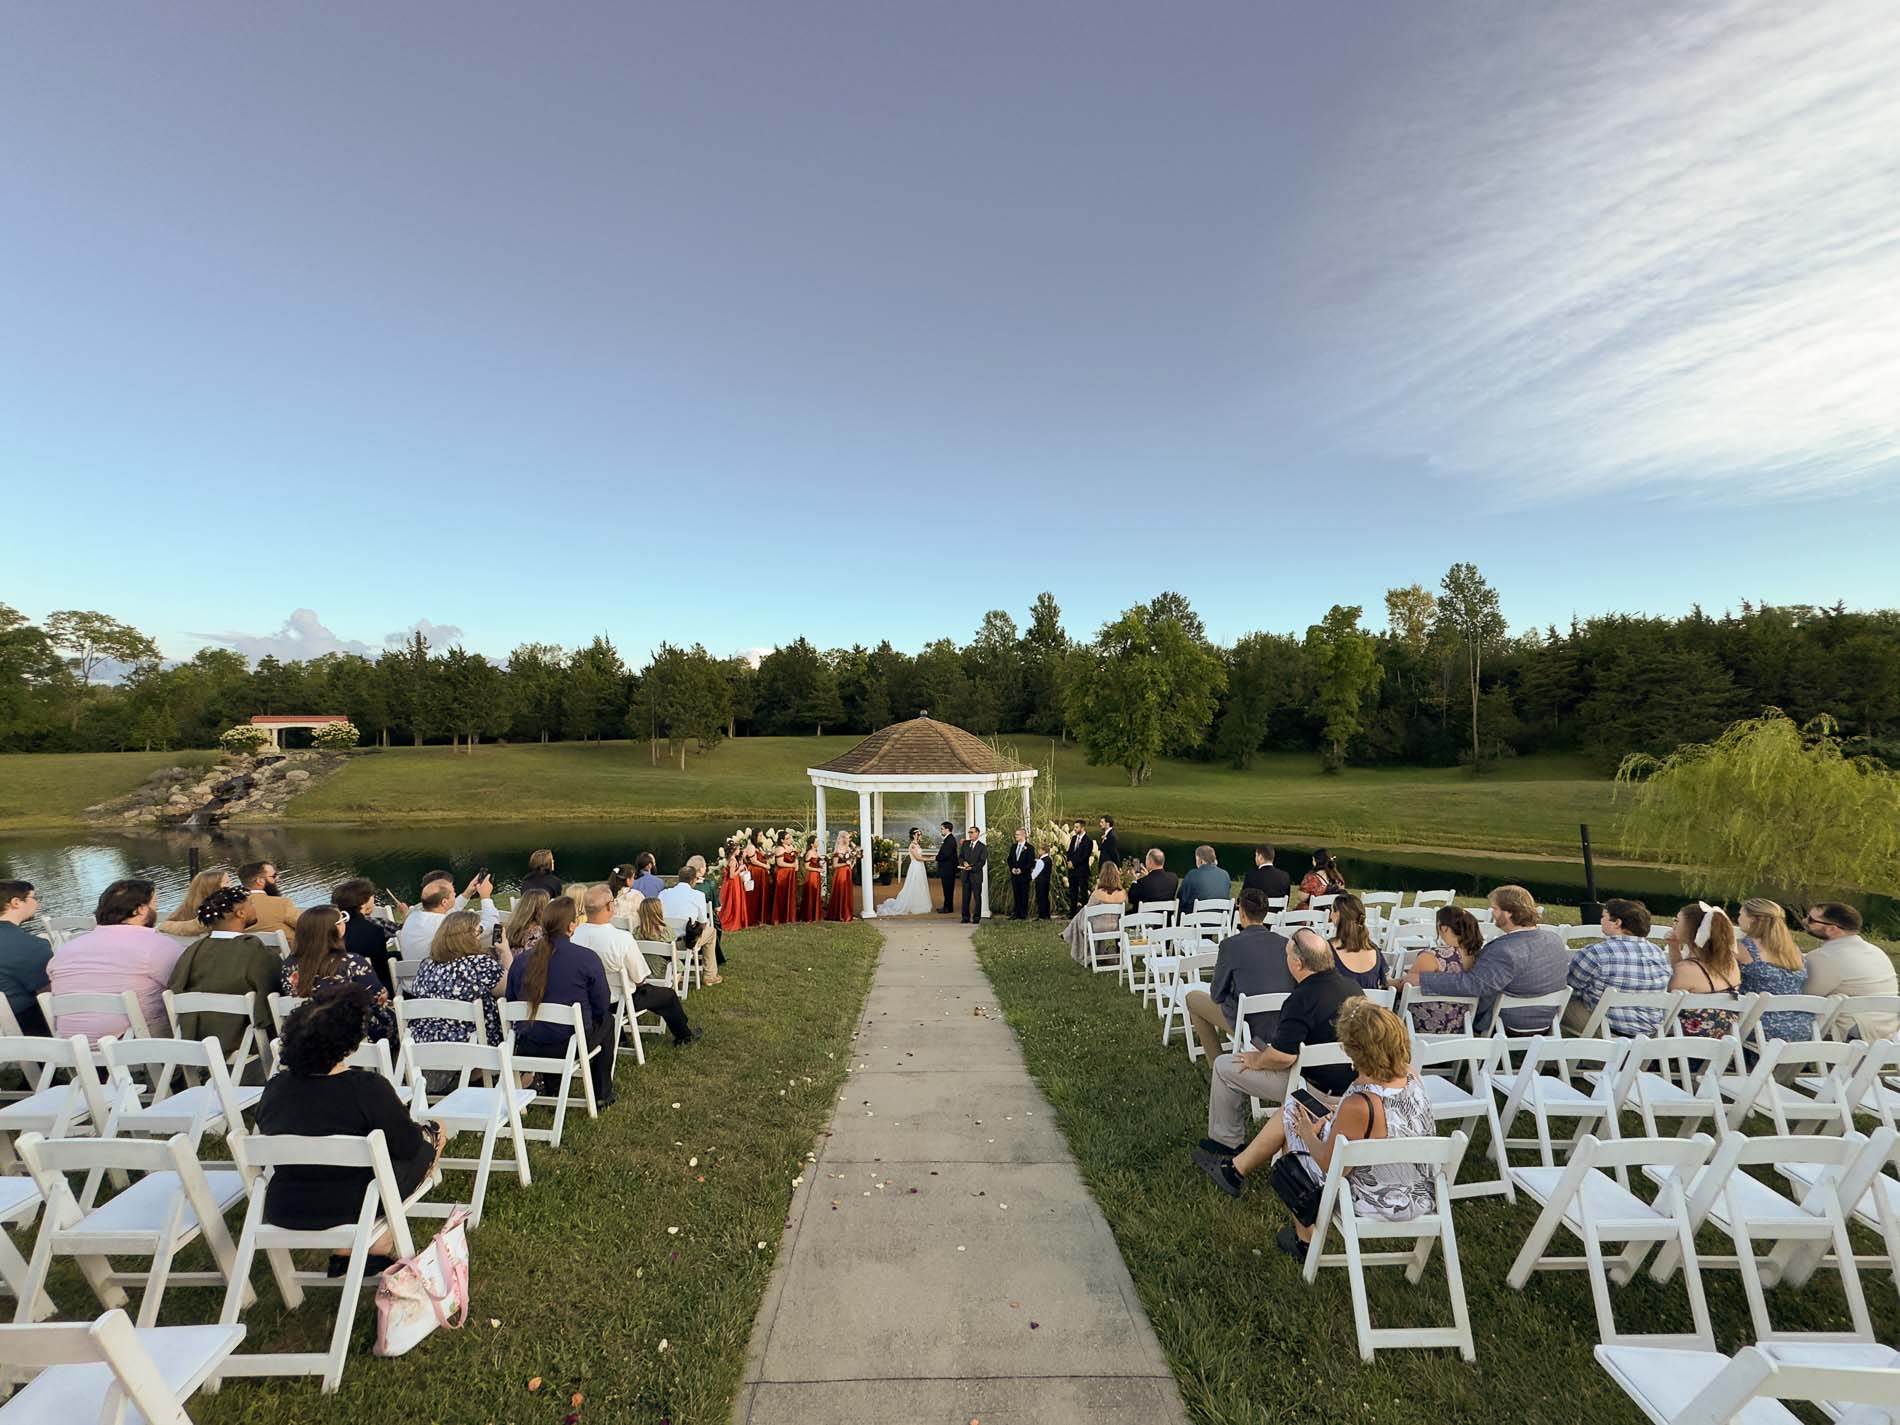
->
873, 792, 884, 840
1020, 782, 1031, 838
975, 789, 989, 918
815, 785, 827, 880
857, 789, 876, 918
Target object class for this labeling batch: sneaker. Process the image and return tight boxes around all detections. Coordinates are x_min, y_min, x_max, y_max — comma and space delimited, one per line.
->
677, 1027, 704, 1045
1191, 1148, 1244, 1198
1276, 1225, 1308, 1262
1198, 1137, 1241, 1158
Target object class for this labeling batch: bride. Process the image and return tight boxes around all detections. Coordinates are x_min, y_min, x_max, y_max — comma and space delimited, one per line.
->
882, 827, 937, 916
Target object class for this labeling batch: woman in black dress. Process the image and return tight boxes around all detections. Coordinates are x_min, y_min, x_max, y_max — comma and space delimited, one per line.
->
254, 986, 442, 1274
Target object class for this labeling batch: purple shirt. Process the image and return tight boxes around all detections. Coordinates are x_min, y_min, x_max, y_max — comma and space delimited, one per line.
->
48, 924, 185, 1041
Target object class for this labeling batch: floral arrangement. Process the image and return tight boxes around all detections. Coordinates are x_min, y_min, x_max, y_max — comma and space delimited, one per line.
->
218, 725, 270, 755
310, 720, 360, 751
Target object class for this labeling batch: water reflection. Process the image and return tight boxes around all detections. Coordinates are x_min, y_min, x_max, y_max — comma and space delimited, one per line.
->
2, 822, 1891, 932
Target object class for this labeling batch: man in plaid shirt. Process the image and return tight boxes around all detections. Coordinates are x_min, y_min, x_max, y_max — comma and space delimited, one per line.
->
1563, 899, 1670, 1034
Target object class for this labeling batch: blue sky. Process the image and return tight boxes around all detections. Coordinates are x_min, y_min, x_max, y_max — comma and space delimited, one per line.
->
3, 2, 1896, 666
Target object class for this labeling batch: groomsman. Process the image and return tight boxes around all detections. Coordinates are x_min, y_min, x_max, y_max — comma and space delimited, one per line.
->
1098, 816, 1120, 871
935, 821, 959, 914
1008, 828, 1034, 919
1030, 844, 1052, 920
1066, 819, 1094, 914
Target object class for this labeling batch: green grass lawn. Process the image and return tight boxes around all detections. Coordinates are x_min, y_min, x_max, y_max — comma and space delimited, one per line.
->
0, 749, 214, 830
26, 922, 880, 1425
972, 920, 1900, 1425
269, 738, 1625, 857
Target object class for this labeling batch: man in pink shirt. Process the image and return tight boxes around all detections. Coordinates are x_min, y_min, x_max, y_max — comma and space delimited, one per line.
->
48, 878, 184, 1041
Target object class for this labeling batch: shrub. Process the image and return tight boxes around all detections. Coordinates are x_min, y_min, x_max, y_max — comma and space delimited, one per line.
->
218, 725, 270, 755
311, 720, 361, 751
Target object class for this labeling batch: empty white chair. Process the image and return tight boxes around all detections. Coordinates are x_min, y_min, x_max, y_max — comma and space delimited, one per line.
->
0, 1179, 51, 1322
1506, 1133, 1716, 1349
1609, 1035, 1740, 1141
1647, 1129, 1887, 1345
1596, 1341, 1900, 1425
14, 1130, 247, 1328
1777, 1126, 1900, 1281
1828, 1039, 1900, 1132
1358, 891, 1403, 914
1491, 1036, 1629, 1167
1157, 952, 1217, 1056
1411, 1037, 1512, 1202
1305, 894, 1338, 911
500, 1002, 599, 1145
0, 1036, 119, 1172
1181, 902, 1233, 950
215, 1128, 432, 1392
1360, 988, 1396, 1010
401, 1017, 532, 1228
1137, 926, 1195, 1013
1295, 1130, 1475, 1363
1559, 923, 1606, 948
99, 1036, 260, 1148
0, 1308, 244, 1423
1733, 1039, 1866, 1136
1412, 890, 1455, 910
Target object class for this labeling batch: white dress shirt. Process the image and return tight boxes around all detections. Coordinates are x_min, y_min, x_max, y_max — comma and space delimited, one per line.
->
397, 898, 500, 959
657, 881, 709, 925
570, 919, 650, 993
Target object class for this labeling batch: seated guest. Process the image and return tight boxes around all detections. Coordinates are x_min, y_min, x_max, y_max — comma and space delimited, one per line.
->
1327, 894, 1387, 991
658, 864, 720, 985
255, 987, 443, 1275
49, 878, 184, 1041
507, 896, 615, 1105
689, 855, 722, 934
1177, 846, 1230, 913
1127, 850, 1180, 910
332, 878, 400, 986
502, 890, 550, 954
396, 871, 500, 967
237, 861, 301, 936
570, 886, 700, 1046
1401, 885, 1565, 1034
167, 884, 280, 1067
1193, 999, 1437, 1265
1735, 898, 1813, 1042
1184, 889, 1292, 1063
0, 881, 52, 1035
1297, 848, 1347, 906
608, 864, 644, 921
1667, 902, 1744, 1038
519, 849, 563, 899
1199, 928, 1361, 1157
409, 909, 509, 1047
1243, 845, 1291, 903
1407, 908, 1484, 1035
1562, 899, 1669, 1034
158, 869, 232, 937
1061, 864, 1126, 960
630, 853, 664, 901
1802, 901, 1898, 1040
284, 905, 395, 1042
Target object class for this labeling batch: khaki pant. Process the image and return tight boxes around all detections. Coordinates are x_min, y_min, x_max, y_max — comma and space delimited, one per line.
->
1184, 989, 1233, 1064
1208, 1054, 1290, 1149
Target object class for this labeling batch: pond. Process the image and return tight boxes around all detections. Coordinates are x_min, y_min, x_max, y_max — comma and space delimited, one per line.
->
5, 819, 1891, 931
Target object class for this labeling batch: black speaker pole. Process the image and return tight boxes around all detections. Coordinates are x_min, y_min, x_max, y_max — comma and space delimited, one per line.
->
1578, 823, 1601, 925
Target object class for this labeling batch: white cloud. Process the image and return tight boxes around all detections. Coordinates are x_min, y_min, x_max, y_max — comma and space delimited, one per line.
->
385, 618, 466, 648
1286, 0, 1900, 501
196, 608, 376, 662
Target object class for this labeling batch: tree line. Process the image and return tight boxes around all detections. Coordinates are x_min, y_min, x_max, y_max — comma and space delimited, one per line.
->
3, 575, 1897, 779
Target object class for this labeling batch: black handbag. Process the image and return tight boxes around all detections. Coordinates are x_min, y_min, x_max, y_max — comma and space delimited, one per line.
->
1268, 1152, 1324, 1227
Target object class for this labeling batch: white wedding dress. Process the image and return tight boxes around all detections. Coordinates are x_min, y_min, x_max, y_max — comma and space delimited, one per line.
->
883, 844, 936, 916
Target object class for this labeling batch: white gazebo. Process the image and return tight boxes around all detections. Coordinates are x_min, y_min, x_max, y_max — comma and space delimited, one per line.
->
808, 716, 1036, 919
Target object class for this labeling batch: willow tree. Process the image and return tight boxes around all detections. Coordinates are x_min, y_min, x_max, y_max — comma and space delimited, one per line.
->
1615, 710, 1900, 902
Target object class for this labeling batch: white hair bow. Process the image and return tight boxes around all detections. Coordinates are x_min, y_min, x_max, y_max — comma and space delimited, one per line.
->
1694, 900, 1729, 949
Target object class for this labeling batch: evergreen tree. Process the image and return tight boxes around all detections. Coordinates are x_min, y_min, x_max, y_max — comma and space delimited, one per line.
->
1306, 605, 1383, 766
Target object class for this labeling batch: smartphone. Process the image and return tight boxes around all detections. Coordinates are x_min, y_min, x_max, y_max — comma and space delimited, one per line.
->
474, 867, 490, 883
1291, 1088, 1330, 1119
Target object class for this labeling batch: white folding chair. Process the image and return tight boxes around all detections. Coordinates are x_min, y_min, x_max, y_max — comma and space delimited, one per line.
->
265, 994, 305, 1039
1578, 989, 1681, 1040
1382, 908, 1438, 954
1733, 1039, 1866, 1136
40, 918, 96, 953
13, 1130, 247, 1328
1559, 923, 1606, 948
0, 1037, 120, 1173
0, 1308, 244, 1423
99, 1036, 260, 1148
1230, 992, 1289, 1122
499, 1001, 598, 1146
1384, 932, 1442, 984
1288, 1042, 1353, 1115
1491, 1036, 1630, 1167
1182, 903, 1232, 951
1489, 987, 1571, 1050
1398, 981, 1478, 1040
1608, 1035, 1741, 1142
1080, 905, 1122, 975
0, 1179, 52, 1323
1826, 1039, 1900, 1132
1746, 994, 1845, 1052
1506, 1133, 1716, 1349
1358, 891, 1403, 915
1305, 894, 1338, 911
402, 1023, 533, 1228
390, 957, 428, 994
1647, 1129, 1889, 1345
1412, 890, 1455, 910
1138, 926, 1195, 1013
161, 990, 269, 1087
1596, 1341, 1900, 1425
1830, 995, 1900, 1045
1294, 1130, 1474, 1362
1412, 1037, 1513, 1202
1777, 1124, 1900, 1283
38, 992, 150, 1043
1663, 992, 1765, 1047
214, 1128, 430, 1392
1158, 952, 1217, 1056
1116, 910, 1171, 997
1361, 988, 1396, 1010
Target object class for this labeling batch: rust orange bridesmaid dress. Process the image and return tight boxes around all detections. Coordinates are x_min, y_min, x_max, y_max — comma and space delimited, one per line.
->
827, 850, 855, 921
771, 846, 797, 923
801, 848, 824, 922
720, 857, 750, 932
746, 845, 769, 924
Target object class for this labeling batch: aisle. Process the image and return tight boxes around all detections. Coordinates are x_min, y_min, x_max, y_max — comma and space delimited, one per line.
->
734, 919, 1186, 1424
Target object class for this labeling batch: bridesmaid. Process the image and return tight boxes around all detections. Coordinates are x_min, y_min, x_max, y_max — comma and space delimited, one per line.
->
827, 831, 856, 922
771, 831, 798, 924
800, 834, 824, 922
719, 840, 751, 932
745, 833, 770, 925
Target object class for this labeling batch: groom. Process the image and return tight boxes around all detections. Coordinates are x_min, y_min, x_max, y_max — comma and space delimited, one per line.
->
934, 820, 959, 914
959, 825, 988, 925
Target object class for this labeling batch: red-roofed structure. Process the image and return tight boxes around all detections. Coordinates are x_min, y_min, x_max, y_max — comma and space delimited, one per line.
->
248, 714, 350, 748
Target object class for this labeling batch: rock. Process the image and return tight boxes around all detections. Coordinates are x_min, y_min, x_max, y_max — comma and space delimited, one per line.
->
284, 770, 310, 783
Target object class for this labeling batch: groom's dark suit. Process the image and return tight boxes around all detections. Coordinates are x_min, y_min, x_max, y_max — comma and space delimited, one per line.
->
959, 835, 988, 924
935, 832, 959, 913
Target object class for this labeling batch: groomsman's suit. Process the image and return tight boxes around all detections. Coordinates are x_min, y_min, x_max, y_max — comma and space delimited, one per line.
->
1067, 830, 1095, 914
1008, 835, 1034, 919
1098, 822, 1120, 871
959, 831, 988, 925
935, 827, 960, 913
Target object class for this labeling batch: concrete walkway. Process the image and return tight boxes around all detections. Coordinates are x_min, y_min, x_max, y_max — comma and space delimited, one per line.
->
735, 919, 1186, 1425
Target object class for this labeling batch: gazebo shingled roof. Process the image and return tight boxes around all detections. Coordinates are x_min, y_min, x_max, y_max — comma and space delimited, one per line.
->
813, 716, 1025, 778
